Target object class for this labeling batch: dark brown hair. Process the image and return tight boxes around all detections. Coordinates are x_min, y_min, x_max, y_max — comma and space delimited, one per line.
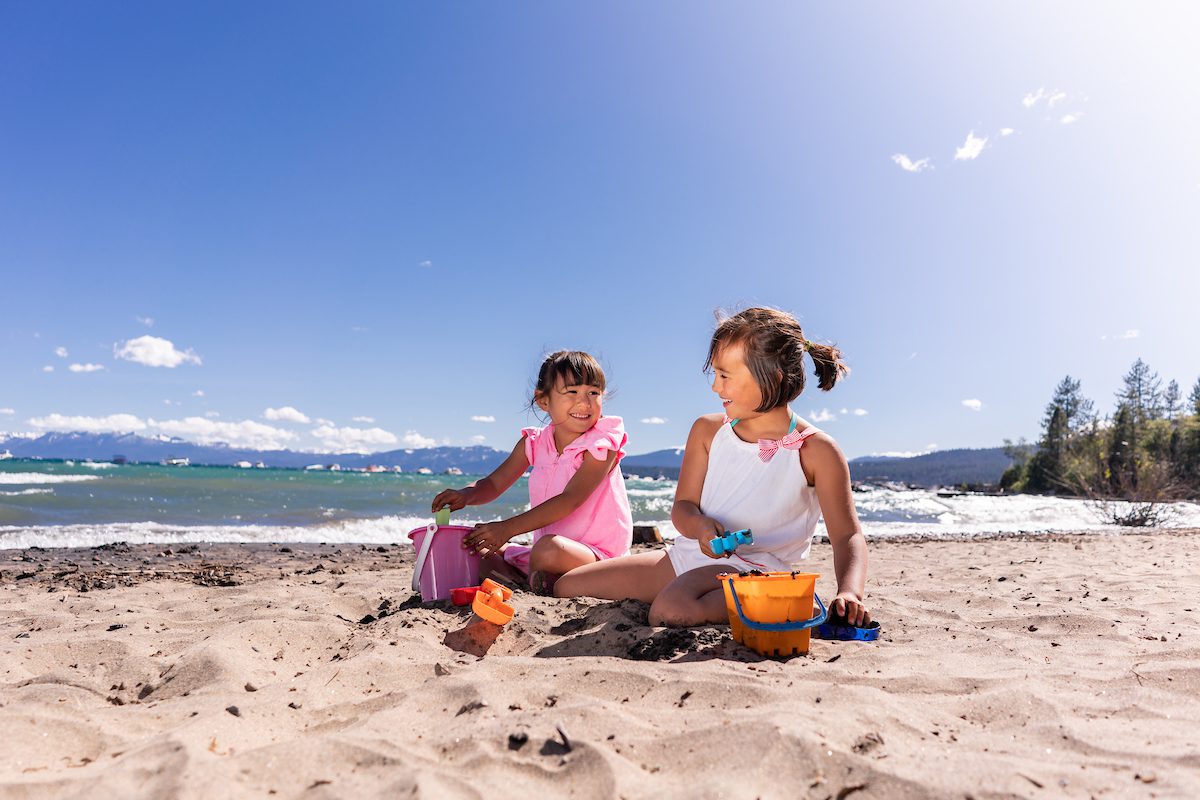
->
704, 307, 848, 412
532, 350, 607, 405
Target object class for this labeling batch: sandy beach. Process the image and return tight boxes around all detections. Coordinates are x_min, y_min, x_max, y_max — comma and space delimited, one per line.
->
2, 531, 1197, 799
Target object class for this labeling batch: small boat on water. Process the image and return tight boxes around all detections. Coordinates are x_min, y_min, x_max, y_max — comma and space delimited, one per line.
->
304, 464, 325, 471
112, 455, 128, 465
235, 461, 253, 469
160, 457, 190, 467
416, 467, 433, 475
0, 449, 12, 460
364, 464, 388, 473
444, 467, 463, 476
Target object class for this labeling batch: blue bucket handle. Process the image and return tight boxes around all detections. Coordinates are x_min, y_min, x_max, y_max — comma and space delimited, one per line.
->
725, 578, 828, 632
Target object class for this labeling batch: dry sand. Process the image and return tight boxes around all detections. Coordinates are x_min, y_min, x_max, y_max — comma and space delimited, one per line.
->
1, 531, 1198, 799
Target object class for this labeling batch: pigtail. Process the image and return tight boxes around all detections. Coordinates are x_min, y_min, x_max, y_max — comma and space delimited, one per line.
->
709, 307, 849, 406
807, 341, 849, 391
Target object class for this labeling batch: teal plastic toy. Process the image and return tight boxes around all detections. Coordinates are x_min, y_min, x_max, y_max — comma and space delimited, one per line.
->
711, 528, 753, 556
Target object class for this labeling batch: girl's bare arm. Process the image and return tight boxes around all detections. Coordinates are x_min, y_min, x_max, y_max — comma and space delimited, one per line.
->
671, 415, 725, 555
431, 437, 529, 512
806, 434, 871, 625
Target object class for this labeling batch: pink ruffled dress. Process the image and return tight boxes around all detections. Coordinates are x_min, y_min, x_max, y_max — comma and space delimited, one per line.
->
501, 416, 634, 573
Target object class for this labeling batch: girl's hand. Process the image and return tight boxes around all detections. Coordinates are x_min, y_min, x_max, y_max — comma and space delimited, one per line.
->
431, 487, 472, 514
462, 521, 513, 556
831, 592, 870, 627
693, 517, 727, 559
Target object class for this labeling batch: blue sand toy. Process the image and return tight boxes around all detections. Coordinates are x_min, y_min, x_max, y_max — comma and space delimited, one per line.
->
711, 528, 753, 556
812, 610, 881, 642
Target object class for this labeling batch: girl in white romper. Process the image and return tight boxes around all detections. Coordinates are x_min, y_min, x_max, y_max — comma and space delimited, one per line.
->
556, 307, 871, 628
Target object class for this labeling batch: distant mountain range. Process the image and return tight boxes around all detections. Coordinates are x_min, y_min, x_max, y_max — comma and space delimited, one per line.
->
849, 448, 1013, 487
0, 432, 508, 473
622, 445, 1013, 486
1, 432, 1013, 487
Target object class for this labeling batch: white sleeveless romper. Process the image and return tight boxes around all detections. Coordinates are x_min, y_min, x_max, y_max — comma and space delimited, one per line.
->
666, 420, 823, 575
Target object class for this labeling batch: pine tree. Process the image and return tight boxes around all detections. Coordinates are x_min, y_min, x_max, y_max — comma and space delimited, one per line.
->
1118, 358, 1163, 424
1163, 380, 1182, 420
1190, 377, 1200, 416
1107, 404, 1138, 493
1027, 406, 1069, 492
1050, 375, 1096, 431
1025, 376, 1093, 493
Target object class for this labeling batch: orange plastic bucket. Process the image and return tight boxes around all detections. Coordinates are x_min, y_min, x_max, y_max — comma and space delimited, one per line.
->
719, 572, 827, 657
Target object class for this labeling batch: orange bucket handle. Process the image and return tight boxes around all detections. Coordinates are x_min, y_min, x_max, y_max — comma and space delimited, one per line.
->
724, 578, 828, 632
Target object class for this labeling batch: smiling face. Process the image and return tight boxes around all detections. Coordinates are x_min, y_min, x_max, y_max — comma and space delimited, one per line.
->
536, 378, 604, 435
710, 342, 767, 420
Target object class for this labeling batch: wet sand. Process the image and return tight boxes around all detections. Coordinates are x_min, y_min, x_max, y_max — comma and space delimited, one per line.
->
2, 530, 1198, 798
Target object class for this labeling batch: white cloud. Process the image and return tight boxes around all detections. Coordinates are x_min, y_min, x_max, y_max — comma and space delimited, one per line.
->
137, 316, 155, 327
193, 390, 204, 397
470, 434, 487, 444
1047, 91, 1067, 108
1023, 88, 1046, 108
999, 128, 1015, 137
28, 413, 147, 433
962, 398, 983, 412
163, 399, 178, 406
55, 347, 68, 358
68, 363, 105, 373
42, 366, 54, 373
852, 408, 868, 416
352, 416, 375, 424
399, 430, 436, 449
891, 154, 932, 173
418, 260, 433, 268
641, 417, 668, 425
315, 418, 335, 427
1101, 329, 1140, 341
810, 409, 836, 423
470, 415, 496, 423
954, 131, 987, 161
264, 406, 311, 424
1060, 113, 1079, 125
153, 417, 298, 450
205, 411, 221, 419
114, 335, 201, 368
0, 408, 14, 415
926, 443, 939, 450
311, 424, 403, 454
871, 450, 929, 458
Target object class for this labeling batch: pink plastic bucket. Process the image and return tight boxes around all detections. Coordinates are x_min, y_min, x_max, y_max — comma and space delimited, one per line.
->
407, 523, 482, 601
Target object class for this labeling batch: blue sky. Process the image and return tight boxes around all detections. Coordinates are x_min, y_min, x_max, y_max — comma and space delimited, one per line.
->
2, 3, 1198, 458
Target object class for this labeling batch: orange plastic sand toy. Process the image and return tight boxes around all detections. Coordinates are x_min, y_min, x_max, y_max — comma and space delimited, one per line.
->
471, 578, 515, 626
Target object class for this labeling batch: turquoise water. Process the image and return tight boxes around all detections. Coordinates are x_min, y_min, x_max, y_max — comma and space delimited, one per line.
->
5, 458, 1197, 549
0, 460, 674, 548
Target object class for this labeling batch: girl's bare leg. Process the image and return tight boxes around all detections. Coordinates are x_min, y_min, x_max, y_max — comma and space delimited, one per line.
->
554, 550, 676, 604
647, 565, 730, 627
480, 550, 527, 586
528, 534, 600, 575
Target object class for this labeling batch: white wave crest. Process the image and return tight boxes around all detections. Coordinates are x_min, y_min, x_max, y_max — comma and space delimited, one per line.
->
0, 488, 54, 496
0, 473, 101, 485
0, 513, 527, 550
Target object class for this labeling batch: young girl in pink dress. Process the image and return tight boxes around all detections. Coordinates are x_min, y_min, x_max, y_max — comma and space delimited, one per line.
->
431, 350, 633, 593
555, 308, 870, 627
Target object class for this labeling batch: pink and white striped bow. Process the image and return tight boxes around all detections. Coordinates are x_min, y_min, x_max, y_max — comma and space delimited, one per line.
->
758, 427, 815, 463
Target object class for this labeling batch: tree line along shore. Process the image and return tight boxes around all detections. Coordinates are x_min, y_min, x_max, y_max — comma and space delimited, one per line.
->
1001, 359, 1200, 524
